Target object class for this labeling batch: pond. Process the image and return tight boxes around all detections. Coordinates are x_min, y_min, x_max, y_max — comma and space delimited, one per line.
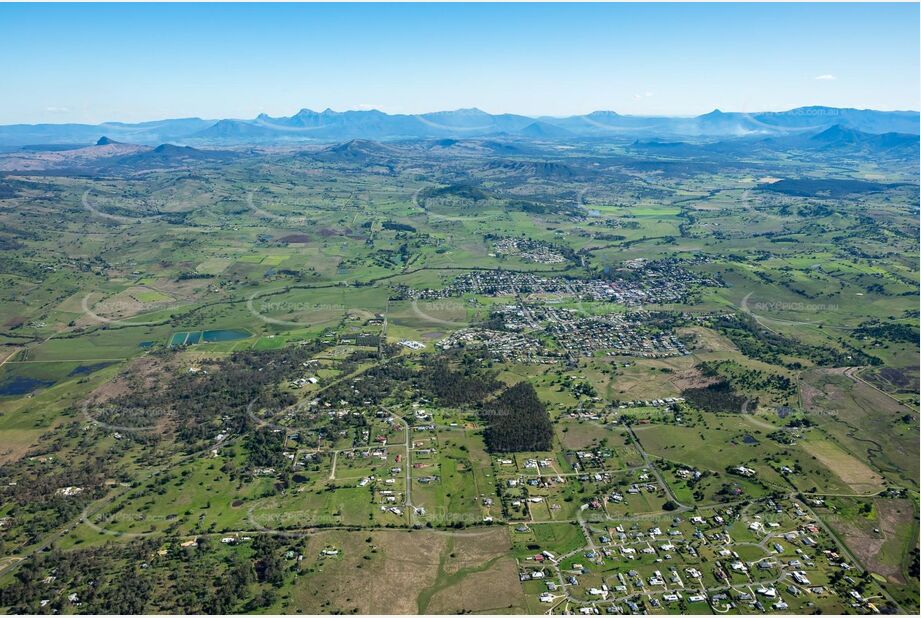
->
169, 329, 251, 346
0, 376, 54, 396
169, 331, 203, 346
202, 329, 251, 343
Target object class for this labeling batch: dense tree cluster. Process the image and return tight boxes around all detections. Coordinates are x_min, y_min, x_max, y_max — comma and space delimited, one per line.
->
310, 353, 502, 411
416, 358, 502, 407
682, 381, 748, 414
481, 382, 553, 452
699, 360, 795, 398
423, 183, 490, 202
244, 428, 286, 469
380, 221, 416, 232
854, 320, 918, 343
759, 177, 905, 199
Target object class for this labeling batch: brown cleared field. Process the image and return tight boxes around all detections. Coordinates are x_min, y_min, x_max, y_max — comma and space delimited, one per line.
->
440, 526, 512, 573
195, 257, 233, 275
419, 527, 524, 614
424, 555, 525, 614
288, 527, 519, 614
290, 530, 442, 614
606, 356, 698, 400
82, 287, 180, 323
87, 355, 177, 402
558, 420, 609, 450
823, 498, 918, 586
0, 428, 41, 463
677, 325, 740, 355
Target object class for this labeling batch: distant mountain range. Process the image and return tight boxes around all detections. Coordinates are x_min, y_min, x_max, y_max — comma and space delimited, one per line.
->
1, 122, 915, 176
629, 124, 920, 158
0, 106, 917, 147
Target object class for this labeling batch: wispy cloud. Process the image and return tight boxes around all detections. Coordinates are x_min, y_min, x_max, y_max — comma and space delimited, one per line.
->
45, 106, 70, 113
632, 91, 655, 100
814, 74, 836, 81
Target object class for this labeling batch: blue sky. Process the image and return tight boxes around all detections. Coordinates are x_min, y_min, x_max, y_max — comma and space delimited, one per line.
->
1, 2, 918, 124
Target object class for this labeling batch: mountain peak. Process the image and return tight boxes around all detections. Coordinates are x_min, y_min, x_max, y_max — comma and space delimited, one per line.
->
811, 124, 859, 140
96, 136, 119, 146
519, 120, 573, 138
153, 143, 196, 154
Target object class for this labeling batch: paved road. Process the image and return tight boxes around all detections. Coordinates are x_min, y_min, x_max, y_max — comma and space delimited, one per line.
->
626, 424, 690, 511
393, 415, 414, 510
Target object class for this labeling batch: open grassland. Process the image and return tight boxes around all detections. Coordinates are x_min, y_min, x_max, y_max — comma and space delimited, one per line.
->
283, 528, 523, 614
801, 368, 919, 490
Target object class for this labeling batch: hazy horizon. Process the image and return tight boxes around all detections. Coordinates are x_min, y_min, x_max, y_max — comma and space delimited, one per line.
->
3, 103, 921, 128
2, 2, 919, 125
